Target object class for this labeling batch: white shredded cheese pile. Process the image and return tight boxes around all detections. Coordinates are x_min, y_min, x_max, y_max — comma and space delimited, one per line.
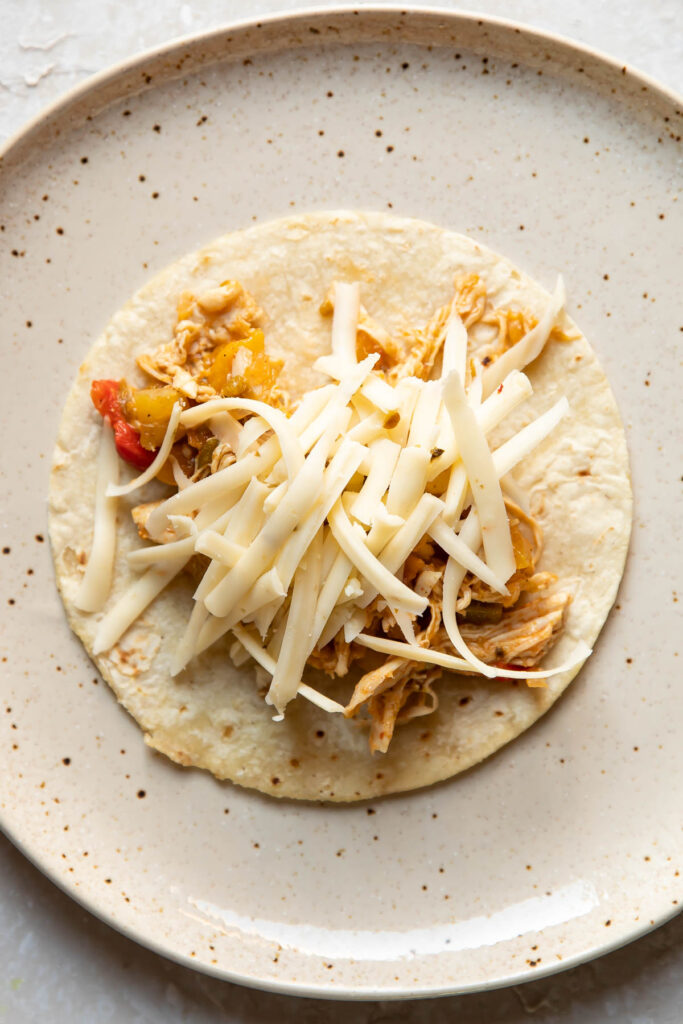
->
85, 278, 590, 718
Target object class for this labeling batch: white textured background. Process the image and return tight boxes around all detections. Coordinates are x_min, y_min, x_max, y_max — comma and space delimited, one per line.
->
1, 1, 682, 1020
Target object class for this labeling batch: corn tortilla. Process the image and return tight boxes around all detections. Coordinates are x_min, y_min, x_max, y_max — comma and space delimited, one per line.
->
48, 211, 632, 801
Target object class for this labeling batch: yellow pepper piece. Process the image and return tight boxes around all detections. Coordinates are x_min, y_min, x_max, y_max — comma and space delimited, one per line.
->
244, 352, 283, 394
510, 521, 533, 572
204, 329, 265, 392
124, 384, 184, 450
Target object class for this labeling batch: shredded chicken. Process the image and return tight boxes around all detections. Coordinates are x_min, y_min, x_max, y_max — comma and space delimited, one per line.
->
456, 591, 572, 668
131, 501, 167, 542
209, 442, 236, 476
345, 656, 411, 717
344, 656, 441, 754
367, 670, 440, 753
478, 308, 537, 366
333, 484, 567, 747
343, 578, 444, 749
389, 272, 488, 382
307, 629, 363, 677
477, 306, 579, 368
356, 308, 402, 369
138, 280, 262, 392
135, 279, 287, 410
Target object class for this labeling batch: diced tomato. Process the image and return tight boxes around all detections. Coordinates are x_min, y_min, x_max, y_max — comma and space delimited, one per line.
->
90, 379, 156, 470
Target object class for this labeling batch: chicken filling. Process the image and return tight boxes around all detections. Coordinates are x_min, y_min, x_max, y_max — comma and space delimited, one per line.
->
92, 273, 573, 752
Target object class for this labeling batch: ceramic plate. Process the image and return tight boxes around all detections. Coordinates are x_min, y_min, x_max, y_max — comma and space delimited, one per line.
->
0, 7, 680, 999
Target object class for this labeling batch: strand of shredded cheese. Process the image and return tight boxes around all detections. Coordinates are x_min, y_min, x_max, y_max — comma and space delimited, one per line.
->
353, 632, 470, 671
199, 567, 288, 653
93, 550, 190, 654
482, 277, 566, 397
427, 370, 533, 482
209, 411, 243, 450
194, 532, 246, 568
385, 446, 431, 519
441, 311, 468, 380
235, 415, 269, 457
311, 548, 354, 648
170, 599, 210, 676
429, 516, 509, 594
127, 534, 197, 570
408, 380, 441, 449
492, 398, 570, 477
442, 370, 516, 584
328, 499, 428, 616
267, 529, 324, 713
341, 494, 444, 642
254, 441, 366, 639
107, 401, 182, 498
354, 631, 591, 679
231, 623, 345, 714
351, 438, 400, 525
331, 282, 360, 365
74, 421, 119, 612
274, 439, 365, 592
181, 397, 304, 482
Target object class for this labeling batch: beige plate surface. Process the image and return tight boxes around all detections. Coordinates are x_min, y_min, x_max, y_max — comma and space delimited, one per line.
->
0, 6, 681, 1000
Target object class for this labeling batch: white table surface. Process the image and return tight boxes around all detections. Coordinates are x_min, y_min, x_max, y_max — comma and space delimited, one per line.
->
1, 1, 681, 1020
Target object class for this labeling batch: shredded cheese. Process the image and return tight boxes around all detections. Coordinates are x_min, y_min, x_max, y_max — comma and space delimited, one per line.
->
194, 531, 246, 568
427, 370, 533, 482
194, 567, 288, 658
314, 358, 399, 414
408, 380, 441, 449
210, 411, 243, 450
146, 442, 279, 539
231, 623, 344, 713
203, 419, 342, 619
235, 415, 269, 457
84, 275, 581, 724
353, 632, 470, 671
274, 440, 365, 591
492, 397, 570, 477
127, 534, 197, 570
385, 446, 431, 518
328, 500, 428, 616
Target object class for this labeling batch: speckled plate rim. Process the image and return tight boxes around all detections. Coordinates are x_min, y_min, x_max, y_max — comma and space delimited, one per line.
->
1, 5, 681, 1001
